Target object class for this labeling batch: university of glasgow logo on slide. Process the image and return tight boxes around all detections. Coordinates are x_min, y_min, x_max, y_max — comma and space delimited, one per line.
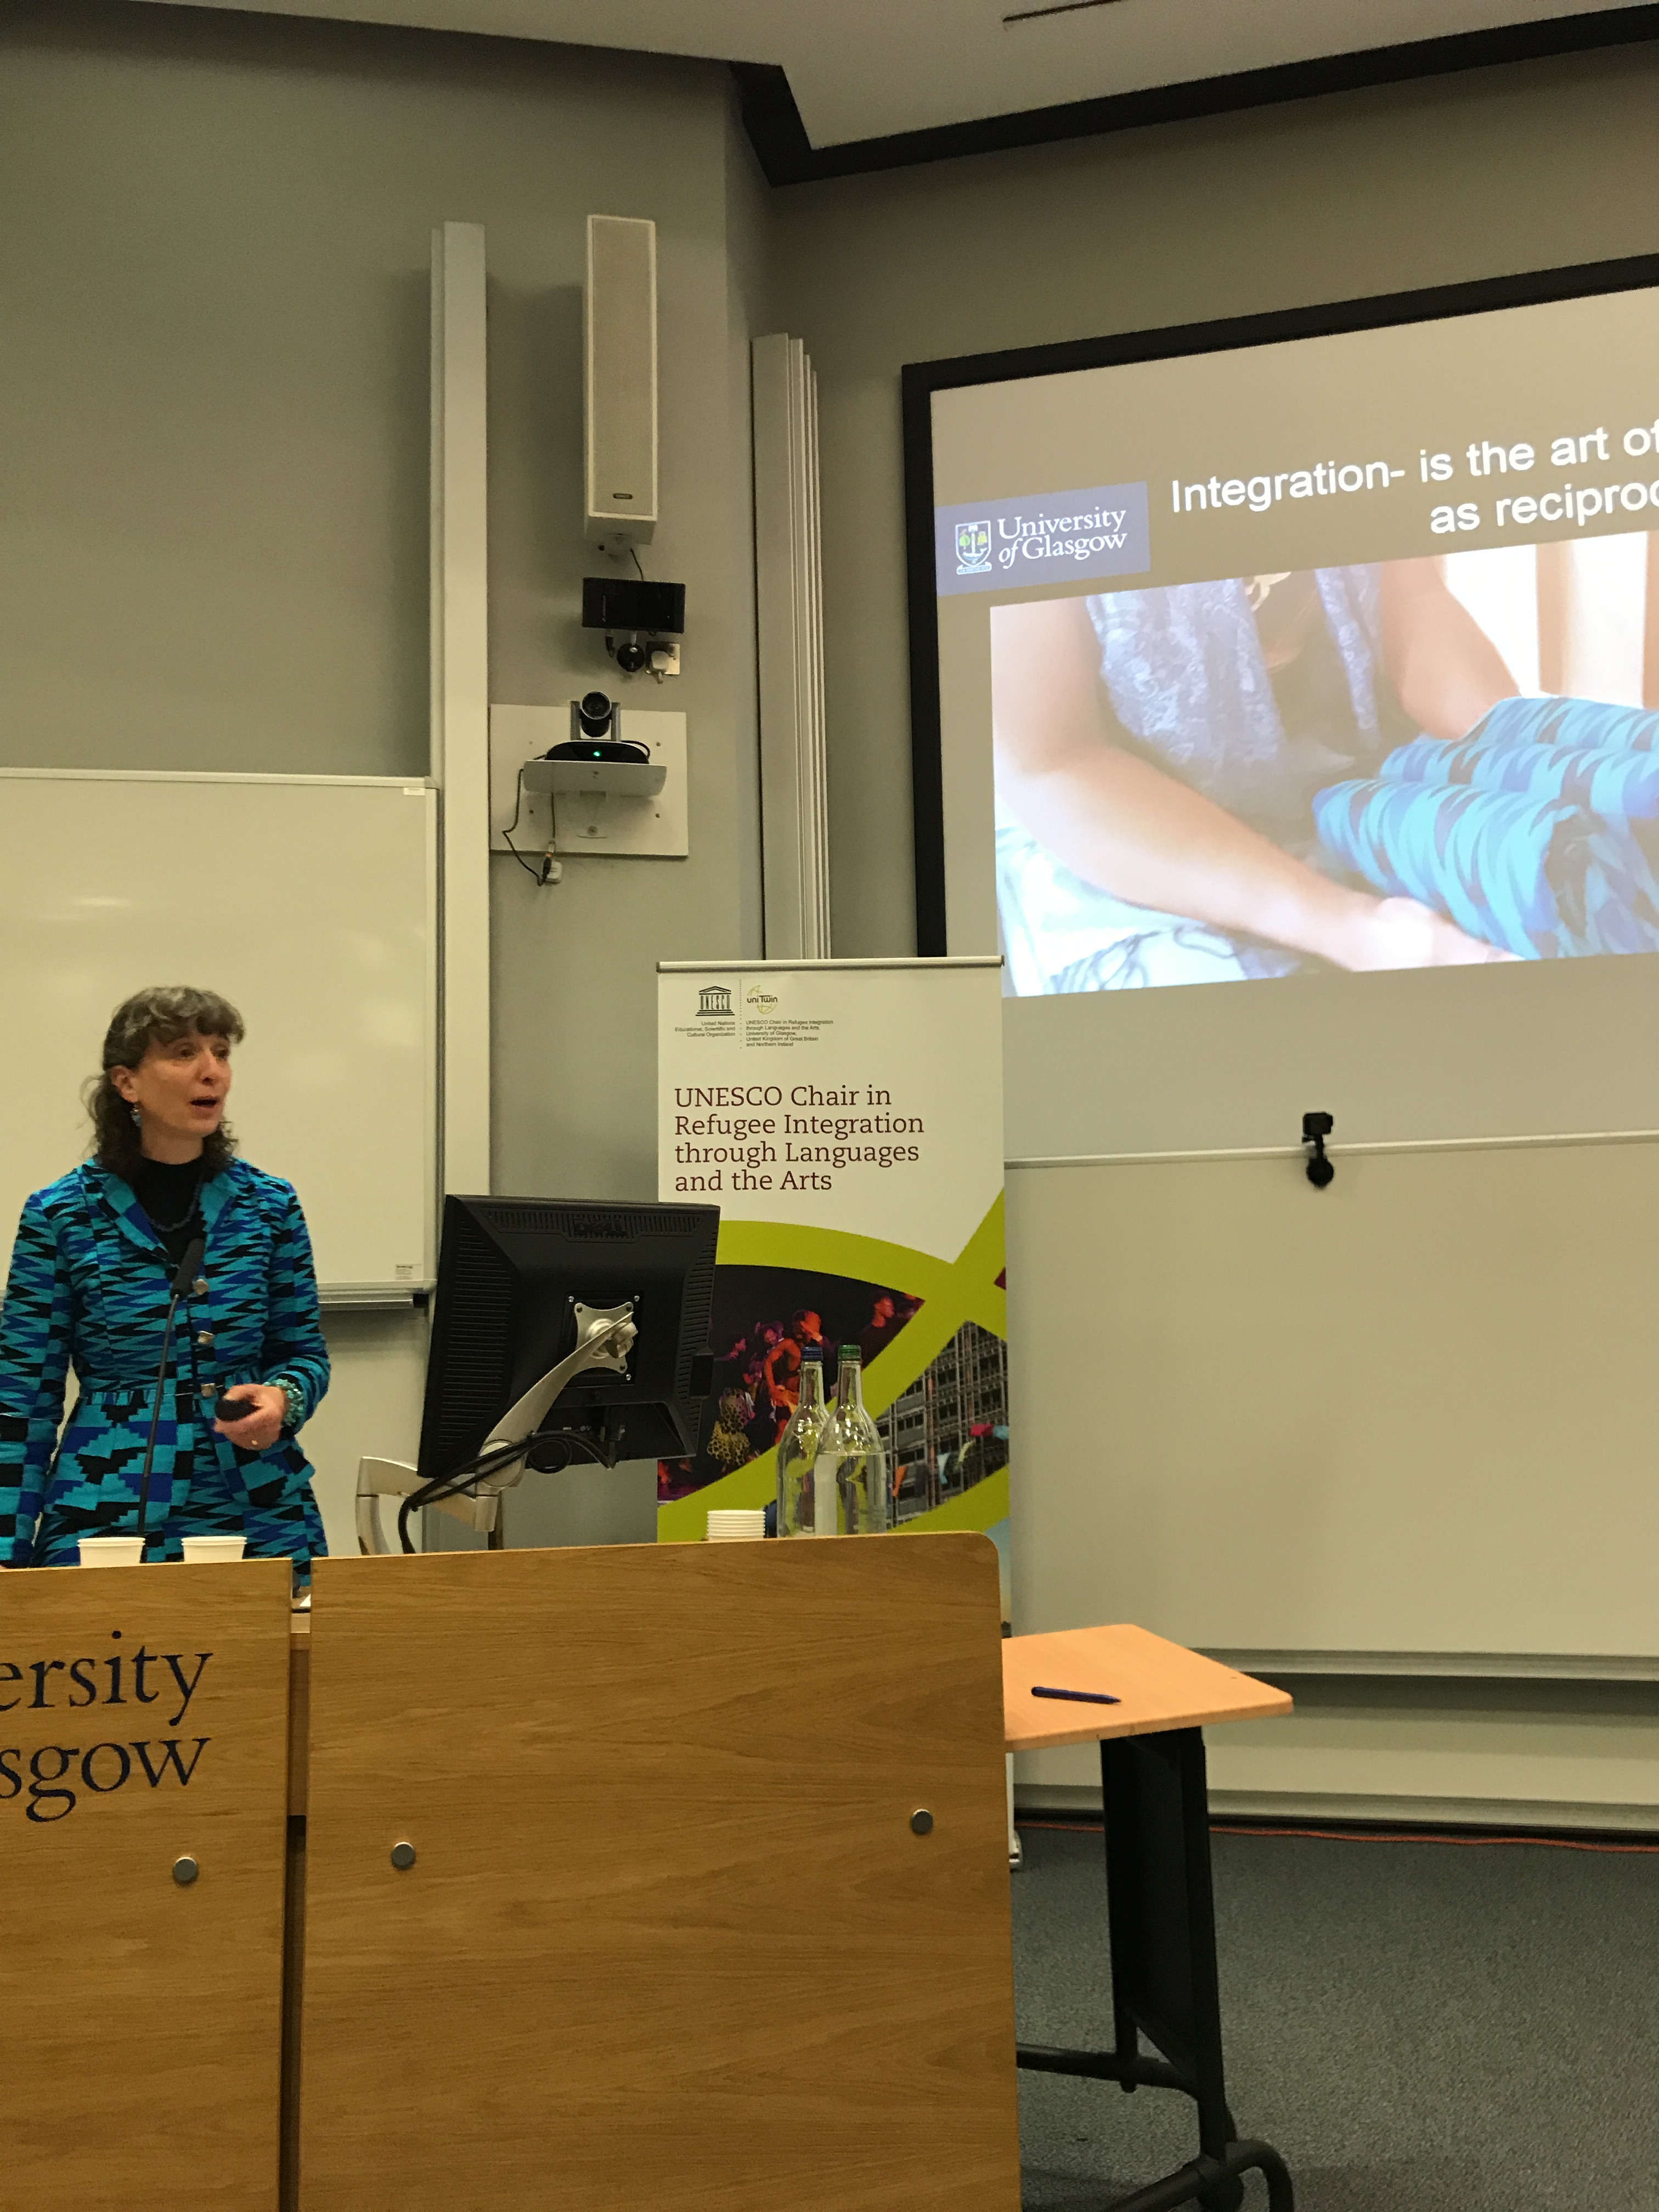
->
935, 483, 1150, 596
955, 520, 992, 574
697, 985, 732, 1018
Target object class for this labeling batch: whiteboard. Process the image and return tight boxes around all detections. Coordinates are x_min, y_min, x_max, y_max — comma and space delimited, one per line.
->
0, 771, 436, 1299
1006, 1139, 1659, 1663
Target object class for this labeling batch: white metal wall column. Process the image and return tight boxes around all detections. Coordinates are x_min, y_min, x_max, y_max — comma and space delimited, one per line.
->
431, 220, 492, 1199
752, 332, 831, 960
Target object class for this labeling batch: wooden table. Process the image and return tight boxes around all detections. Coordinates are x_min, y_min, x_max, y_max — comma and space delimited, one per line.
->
1004, 1624, 1296, 2212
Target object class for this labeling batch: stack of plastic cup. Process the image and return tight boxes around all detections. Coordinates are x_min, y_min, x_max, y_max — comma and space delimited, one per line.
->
706, 1508, 766, 1542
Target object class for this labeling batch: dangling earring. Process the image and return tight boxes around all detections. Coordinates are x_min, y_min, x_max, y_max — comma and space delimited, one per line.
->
130, 1105, 141, 1127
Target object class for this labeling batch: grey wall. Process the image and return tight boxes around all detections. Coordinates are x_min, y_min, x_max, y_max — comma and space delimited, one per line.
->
0, 1, 769, 1554
5, 4, 1655, 1812
768, 47, 1659, 1821
486, 72, 770, 1199
771, 41, 1659, 956
0, 0, 767, 1204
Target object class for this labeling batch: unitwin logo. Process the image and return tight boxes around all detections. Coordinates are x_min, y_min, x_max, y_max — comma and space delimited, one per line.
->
935, 482, 1150, 597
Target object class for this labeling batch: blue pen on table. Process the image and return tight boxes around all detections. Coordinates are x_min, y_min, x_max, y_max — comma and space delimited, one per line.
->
1031, 1684, 1119, 1706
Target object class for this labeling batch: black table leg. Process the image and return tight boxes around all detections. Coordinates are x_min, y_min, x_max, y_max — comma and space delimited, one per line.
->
1016, 1726, 1294, 2212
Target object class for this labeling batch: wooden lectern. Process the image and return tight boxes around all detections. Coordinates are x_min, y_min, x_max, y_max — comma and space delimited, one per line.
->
0, 1559, 294, 2211
295, 1534, 1019, 2212
0, 1537, 1018, 2212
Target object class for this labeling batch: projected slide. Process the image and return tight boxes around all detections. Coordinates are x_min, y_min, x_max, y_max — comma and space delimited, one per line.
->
922, 282, 1659, 994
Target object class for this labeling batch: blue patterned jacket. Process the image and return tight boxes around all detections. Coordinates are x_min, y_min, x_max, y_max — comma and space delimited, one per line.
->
0, 1159, 330, 1568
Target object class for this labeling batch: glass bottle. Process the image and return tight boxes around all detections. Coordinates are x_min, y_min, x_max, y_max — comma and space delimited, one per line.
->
820, 1345, 890, 1536
776, 1345, 832, 1537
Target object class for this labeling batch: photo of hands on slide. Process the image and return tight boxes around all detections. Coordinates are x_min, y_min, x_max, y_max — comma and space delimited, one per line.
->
991, 538, 1659, 994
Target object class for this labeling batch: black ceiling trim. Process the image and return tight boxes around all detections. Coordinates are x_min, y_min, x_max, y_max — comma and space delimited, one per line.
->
733, 5, 1659, 187
902, 247, 1659, 397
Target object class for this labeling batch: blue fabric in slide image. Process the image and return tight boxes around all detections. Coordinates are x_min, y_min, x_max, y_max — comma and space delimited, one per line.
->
1380, 734, 1659, 820
1455, 694, 1659, 755
1310, 779, 1659, 958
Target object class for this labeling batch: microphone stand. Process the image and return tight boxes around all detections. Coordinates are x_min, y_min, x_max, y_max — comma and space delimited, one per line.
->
135, 1233, 205, 1561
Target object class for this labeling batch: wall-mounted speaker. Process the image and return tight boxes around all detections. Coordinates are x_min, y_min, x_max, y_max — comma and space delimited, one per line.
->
584, 214, 658, 551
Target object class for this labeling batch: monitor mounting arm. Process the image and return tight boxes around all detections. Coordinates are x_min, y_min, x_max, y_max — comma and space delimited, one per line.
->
475, 1299, 637, 1486
355, 1299, 637, 1554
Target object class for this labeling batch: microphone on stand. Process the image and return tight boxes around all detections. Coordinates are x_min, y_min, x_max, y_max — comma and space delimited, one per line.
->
135, 1234, 206, 1560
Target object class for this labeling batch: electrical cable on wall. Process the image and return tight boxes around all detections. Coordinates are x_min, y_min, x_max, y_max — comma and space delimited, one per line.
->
500, 770, 555, 887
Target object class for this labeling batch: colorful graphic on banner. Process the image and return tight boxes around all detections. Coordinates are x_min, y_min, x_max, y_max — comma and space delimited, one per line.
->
656, 959, 1007, 1585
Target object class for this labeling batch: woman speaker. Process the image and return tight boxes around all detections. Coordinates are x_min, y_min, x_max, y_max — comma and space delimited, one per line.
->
0, 986, 330, 1571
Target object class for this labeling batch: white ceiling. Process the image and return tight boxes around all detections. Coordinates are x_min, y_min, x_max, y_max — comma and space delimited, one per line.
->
140, 0, 1656, 148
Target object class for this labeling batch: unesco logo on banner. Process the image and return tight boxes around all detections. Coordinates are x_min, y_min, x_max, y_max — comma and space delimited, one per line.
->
934, 482, 1150, 596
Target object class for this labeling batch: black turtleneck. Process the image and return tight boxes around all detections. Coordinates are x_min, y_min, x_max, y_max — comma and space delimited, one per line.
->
129, 1156, 205, 1269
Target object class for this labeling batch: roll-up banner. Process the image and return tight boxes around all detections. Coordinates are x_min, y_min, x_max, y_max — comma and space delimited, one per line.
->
656, 957, 1008, 1605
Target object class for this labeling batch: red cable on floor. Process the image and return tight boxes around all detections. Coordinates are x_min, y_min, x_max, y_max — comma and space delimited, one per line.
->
1015, 1818, 1659, 1854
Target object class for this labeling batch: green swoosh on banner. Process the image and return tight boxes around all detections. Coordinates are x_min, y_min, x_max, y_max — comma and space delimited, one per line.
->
657, 1192, 1006, 1544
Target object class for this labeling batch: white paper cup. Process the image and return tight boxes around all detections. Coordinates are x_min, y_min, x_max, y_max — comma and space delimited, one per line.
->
706, 1509, 766, 1543
78, 1536, 144, 1567
180, 1535, 247, 1563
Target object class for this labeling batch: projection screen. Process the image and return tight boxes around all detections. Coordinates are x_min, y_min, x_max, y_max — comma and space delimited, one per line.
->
905, 257, 1659, 1156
